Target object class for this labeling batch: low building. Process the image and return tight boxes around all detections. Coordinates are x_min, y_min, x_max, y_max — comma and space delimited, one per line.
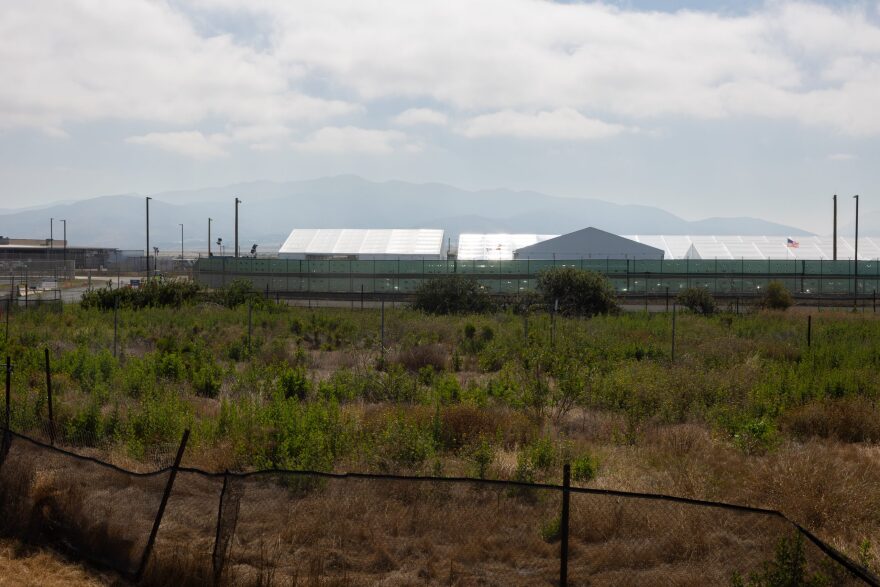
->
278, 228, 445, 260
513, 227, 664, 260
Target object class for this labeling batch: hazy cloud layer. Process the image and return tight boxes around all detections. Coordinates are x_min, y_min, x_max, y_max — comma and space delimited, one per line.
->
3, 0, 880, 157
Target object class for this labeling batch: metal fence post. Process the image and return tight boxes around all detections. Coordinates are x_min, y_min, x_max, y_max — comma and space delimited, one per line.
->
136, 429, 190, 582
671, 303, 677, 362
5, 357, 11, 431
247, 301, 253, 349
113, 297, 119, 358
560, 463, 570, 587
44, 348, 55, 445
212, 472, 230, 586
807, 315, 812, 348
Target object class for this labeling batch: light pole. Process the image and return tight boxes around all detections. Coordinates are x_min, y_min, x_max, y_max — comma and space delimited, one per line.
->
146, 196, 152, 279
234, 197, 241, 258
153, 247, 159, 274
179, 223, 184, 260
854, 194, 860, 301
208, 218, 212, 257
50, 217, 53, 252
60, 219, 66, 265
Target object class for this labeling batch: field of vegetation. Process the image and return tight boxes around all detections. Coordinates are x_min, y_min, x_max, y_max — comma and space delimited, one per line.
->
0, 276, 878, 584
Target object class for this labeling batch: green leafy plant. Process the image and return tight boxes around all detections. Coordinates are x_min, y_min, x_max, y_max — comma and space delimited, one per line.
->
763, 281, 794, 311
677, 287, 717, 316
413, 275, 494, 315
536, 267, 619, 317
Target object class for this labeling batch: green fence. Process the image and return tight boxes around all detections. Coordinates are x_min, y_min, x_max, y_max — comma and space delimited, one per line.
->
194, 257, 880, 296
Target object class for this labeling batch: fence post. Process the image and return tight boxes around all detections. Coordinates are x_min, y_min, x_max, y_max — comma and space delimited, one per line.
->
0, 357, 10, 470
247, 301, 253, 349
212, 472, 230, 585
4, 297, 8, 342
560, 463, 570, 587
671, 303, 677, 362
807, 315, 812, 348
136, 429, 190, 582
551, 299, 558, 346
380, 299, 386, 362
665, 287, 669, 313
44, 348, 55, 446
113, 297, 119, 358
5, 357, 11, 431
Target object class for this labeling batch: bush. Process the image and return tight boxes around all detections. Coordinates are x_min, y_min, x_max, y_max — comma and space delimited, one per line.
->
536, 267, 618, 317
81, 279, 201, 310
677, 287, 717, 316
763, 281, 793, 311
413, 275, 494, 315
570, 453, 599, 482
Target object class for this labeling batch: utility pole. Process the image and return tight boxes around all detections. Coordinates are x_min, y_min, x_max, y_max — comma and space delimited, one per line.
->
208, 218, 212, 257
50, 217, 53, 253
832, 195, 837, 261
234, 197, 241, 258
61, 219, 66, 265
179, 224, 184, 260
146, 196, 152, 279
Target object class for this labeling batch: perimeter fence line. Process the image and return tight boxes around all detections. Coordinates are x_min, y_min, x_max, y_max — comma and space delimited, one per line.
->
0, 423, 877, 587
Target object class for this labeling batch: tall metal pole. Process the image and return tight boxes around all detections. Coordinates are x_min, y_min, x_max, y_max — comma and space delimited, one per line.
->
854, 194, 859, 302
179, 224, 184, 260
50, 218, 53, 253
146, 196, 152, 279
234, 197, 241, 258
832, 195, 837, 261
61, 219, 67, 268
208, 218, 212, 257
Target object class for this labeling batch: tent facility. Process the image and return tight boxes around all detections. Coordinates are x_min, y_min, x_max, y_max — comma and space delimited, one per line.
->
513, 227, 665, 260
278, 229, 445, 260
625, 235, 880, 260
456, 234, 557, 260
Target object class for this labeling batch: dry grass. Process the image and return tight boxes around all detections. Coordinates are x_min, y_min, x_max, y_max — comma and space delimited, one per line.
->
0, 539, 118, 586
3, 431, 871, 586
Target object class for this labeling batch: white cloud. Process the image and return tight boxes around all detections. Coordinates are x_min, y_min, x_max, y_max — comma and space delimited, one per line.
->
292, 126, 413, 154
392, 108, 448, 127
828, 153, 857, 161
126, 131, 229, 159
0, 0, 357, 136
4, 0, 880, 142
458, 108, 630, 140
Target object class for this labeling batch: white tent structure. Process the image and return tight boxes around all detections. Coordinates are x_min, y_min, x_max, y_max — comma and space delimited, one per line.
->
278, 229, 444, 260
625, 235, 880, 260
457, 234, 557, 260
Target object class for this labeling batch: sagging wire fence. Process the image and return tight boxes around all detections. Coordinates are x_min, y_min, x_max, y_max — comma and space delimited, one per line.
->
0, 370, 878, 586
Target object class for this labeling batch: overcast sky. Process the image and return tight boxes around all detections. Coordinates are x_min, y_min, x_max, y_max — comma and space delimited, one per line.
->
1, 0, 879, 233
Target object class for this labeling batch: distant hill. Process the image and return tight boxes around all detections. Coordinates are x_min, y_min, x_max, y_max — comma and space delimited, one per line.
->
0, 175, 818, 251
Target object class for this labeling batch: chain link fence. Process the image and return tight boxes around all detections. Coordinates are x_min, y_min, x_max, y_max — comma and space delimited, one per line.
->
0, 422, 877, 587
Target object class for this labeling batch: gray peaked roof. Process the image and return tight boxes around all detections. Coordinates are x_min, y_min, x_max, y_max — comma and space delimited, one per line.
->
514, 227, 665, 260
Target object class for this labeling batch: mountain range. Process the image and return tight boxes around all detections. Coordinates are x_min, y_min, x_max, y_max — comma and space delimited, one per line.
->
0, 175, 829, 251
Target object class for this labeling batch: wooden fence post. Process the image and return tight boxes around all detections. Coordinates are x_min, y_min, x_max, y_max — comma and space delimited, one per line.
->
560, 463, 571, 587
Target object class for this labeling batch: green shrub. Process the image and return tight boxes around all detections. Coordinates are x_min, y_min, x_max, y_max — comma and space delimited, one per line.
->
278, 366, 310, 400
763, 281, 794, 311
677, 287, 717, 316
570, 453, 599, 482
732, 533, 830, 587
413, 275, 494, 315
81, 279, 201, 311
540, 515, 562, 543
536, 267, 619, 317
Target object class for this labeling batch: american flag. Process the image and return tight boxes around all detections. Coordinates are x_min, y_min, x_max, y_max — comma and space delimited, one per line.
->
786, 238, 800, 248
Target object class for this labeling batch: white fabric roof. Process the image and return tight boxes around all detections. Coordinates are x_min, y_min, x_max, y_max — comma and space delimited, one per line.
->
624, 235, 880, 260
279, 229, 444, 257
457, 234, 557, 260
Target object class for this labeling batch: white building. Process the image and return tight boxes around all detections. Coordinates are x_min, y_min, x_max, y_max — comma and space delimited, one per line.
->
278, 228, 445, 260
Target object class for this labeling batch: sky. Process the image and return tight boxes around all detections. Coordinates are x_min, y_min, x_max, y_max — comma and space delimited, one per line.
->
1, 0, 879, 233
